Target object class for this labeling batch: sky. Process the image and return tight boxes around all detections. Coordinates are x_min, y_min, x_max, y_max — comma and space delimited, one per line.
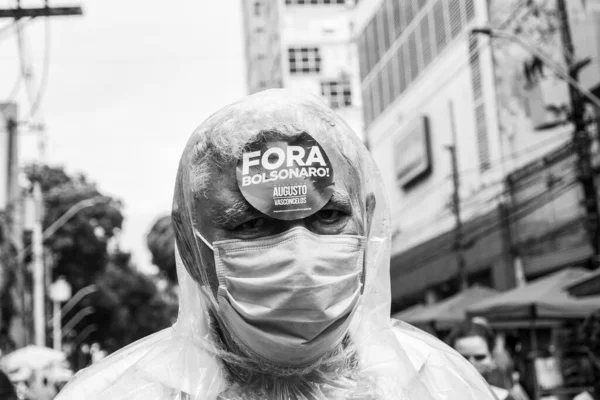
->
0, 0, 247, 273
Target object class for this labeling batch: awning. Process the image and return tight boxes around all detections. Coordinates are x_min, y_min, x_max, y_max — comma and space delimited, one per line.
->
395, 285, 499, 330
566, 269, 600, 297
467, 267, 600, 322
391, 303, 429, 321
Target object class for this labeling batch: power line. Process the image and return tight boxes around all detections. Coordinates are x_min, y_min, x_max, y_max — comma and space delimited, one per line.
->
399, 158, 578, 238
401, 175, 579, 270
15, 20, 35, 107
26, 14, 51, 119
6, 72, 21, 101
394, 131, 570, 216
0, 17, 31, 45
399, 159, 579, 254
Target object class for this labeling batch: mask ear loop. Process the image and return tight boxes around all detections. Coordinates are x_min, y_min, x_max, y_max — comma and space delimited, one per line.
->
197, 231, 214, 251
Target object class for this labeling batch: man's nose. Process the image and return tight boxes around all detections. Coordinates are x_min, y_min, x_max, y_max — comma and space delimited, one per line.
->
281, 219, 308, 231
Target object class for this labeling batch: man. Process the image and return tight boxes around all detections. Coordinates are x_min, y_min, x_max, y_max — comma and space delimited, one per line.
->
56, 89, 496, 399
447, 319, 519, 400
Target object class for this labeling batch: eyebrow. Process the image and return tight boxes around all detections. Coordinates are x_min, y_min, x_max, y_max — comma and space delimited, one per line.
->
211, 199, 263, 227
211, 187, 355, 227
327, 188, 353, 214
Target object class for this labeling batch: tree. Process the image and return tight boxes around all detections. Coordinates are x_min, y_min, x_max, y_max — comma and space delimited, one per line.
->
0, 213, 17, 351
83, 250, 177, 353
24, 164, 124, 291
20, 164, 177, 358
146, 215, 176, 284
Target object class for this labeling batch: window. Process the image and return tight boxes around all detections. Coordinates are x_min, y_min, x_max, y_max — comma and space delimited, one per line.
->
362, 87, 373, 125
433, 0, 448, 51
288, 47, 321, 74
358, 34, 369, 81
401, 0, 415, 29
366, 18, 378, 73
448, 0, 463, 39
395, 42, 407, 95
321, 81, 352, 108
420, 12, 433, 68
391, 0, 403, 40
407, 31, 420, 81
360, 0, 476, 130
465, 0, 475, 21
253, 1, 262, 16
469, 33, 490, 172
378, 4, 391, 57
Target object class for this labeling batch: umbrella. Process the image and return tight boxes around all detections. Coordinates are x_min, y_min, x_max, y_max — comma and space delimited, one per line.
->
391, 303, 429, 321
1, 346, 65, 372
467, 268, 600, 321
404, 285, 499, 330
6, 367, 32, 383
44, 365, 73, 382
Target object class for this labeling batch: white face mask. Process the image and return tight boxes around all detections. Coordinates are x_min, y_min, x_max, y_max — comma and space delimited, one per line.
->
197, 227, 365, 367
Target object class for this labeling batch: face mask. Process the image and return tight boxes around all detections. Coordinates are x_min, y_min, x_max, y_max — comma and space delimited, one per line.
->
197, 227, 365, 367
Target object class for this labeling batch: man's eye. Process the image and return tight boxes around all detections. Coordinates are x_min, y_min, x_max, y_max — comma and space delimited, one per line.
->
237, 218, 266, 231
316, 210, 343, 224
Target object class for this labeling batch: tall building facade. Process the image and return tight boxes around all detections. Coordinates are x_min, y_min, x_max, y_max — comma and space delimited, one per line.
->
354, 0, 600, 310
241, 0, 364, 138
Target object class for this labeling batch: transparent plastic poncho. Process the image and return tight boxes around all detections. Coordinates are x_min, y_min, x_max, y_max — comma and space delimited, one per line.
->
56, 89, 498, 400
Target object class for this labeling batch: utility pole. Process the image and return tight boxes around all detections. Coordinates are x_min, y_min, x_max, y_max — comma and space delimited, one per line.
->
446, 144, 468, 291
556, 0, 600, 265
447, 100, 468, 292
2, 103, 29, 345
31, 181, 45, 346
1, 1, 83, 347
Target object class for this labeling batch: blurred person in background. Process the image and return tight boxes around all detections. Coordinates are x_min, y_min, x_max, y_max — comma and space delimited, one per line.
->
574, 310, 600, 400
28, 376, 57, 400
448, 319, 529, 400
55, 89, 499, 400
0, 368, 18, 400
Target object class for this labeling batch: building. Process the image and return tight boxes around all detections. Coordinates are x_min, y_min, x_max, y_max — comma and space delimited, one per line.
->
241, 0, 364, 139
353, 0, 600, 311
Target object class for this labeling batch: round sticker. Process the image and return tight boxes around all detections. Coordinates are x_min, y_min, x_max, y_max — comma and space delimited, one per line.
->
236, 133, 335, 220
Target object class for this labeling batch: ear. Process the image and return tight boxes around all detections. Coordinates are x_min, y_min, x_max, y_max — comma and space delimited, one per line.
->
365, 192, 376, 236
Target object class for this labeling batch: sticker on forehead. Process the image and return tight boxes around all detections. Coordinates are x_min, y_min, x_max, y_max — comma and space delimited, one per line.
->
236, 133, 335, 220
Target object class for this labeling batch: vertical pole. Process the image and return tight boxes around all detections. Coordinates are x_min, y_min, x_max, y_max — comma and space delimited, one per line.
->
447, 101, 468, 291
529, 306, 539, 400
447, 145, 468, 291
556, 0, 600, 265
5, 110, 29, 345
32, 181, 45, 346
52, 300, 61, 350
502, 178, 527, 288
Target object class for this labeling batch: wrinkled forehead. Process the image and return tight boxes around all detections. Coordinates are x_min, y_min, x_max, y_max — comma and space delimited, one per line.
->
182, 90, 365, 200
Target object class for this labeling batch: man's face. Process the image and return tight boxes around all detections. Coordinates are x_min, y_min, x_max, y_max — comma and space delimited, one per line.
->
454, 336, 494, 376
193, 151, 364, 291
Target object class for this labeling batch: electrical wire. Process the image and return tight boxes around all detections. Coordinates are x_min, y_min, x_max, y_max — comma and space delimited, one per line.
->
6, 73, 21, 102
15, 20, 35, 106
15, 13, 49, 161
26, 13, 51, 120
394, 131, 572, 216
399, 158, 578, 240
400, 175, 580, 270
401, 161, 579, 253
0, 17, 31, 46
